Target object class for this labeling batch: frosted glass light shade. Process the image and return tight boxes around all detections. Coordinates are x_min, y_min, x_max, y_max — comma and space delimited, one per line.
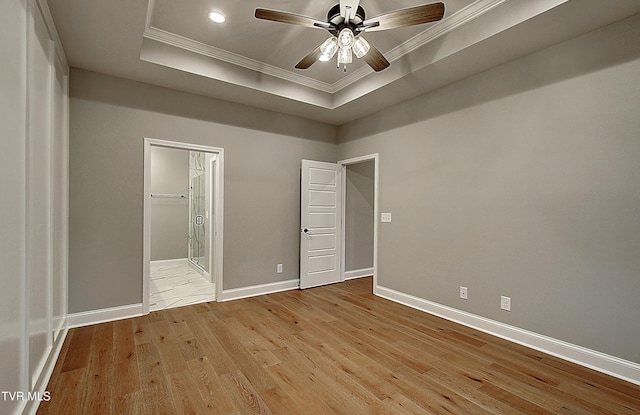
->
338, 47, 352, 64
337, 28, 355, 49
319, 37, 338, 62
353, 37, 370, 58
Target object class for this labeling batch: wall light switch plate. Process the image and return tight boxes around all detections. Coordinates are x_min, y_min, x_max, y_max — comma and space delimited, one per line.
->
381, 213, 392, 223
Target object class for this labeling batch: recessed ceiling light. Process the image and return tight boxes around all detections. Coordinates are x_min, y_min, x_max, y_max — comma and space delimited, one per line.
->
209, 11, 225, 23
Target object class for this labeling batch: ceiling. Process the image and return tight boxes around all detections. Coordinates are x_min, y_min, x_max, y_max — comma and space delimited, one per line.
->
47, 0, 640, 125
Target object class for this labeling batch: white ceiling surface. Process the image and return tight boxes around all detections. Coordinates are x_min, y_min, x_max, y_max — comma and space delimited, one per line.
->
48, 0, 640, 125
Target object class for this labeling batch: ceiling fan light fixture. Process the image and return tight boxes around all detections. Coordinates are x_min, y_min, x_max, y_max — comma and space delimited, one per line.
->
255, 1, 445, 73
337, 46, 352, 64
353, 37, 370, 58
337, 28, 355, 49
319, 37, 339, 61
208, 11, 226, 23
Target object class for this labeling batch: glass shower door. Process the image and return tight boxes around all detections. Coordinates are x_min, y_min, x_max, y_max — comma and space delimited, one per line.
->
189, 152, 206, 271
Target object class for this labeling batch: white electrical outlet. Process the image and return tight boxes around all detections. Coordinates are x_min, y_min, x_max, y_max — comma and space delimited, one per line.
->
277, 264, 283, 273
460, 286, 468, 300
501, 296, 511, 311
381, 213, 392, 223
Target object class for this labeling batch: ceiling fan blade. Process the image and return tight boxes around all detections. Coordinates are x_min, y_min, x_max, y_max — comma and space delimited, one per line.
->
295, 45, 323, 69
255, 8, 330, 29
340, 0, 361, 21
362, 43, 390, 72
363, 2, 445, 32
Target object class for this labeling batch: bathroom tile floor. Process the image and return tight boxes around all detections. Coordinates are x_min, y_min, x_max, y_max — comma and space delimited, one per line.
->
150, 262, 216, 311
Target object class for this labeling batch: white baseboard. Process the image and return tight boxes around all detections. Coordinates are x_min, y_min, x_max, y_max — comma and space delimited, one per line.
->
219, 279, 299, 302
24, 323, 69, 415
150, 258, 188, 268
376, 285, 640, 386
67, 303, 144, 328
344, 267, 374, 280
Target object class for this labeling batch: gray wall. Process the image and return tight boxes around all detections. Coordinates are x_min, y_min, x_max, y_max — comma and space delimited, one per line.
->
345, 161, 375, 272
69, 68, 337, 313
150, 146, 189, 261
338, 15, 640, 364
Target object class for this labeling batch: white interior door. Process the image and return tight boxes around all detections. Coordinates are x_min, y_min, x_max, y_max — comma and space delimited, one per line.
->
300, 160, 342, 289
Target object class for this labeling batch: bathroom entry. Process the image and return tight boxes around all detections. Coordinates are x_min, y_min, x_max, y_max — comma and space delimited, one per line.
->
143, 139, 224, 313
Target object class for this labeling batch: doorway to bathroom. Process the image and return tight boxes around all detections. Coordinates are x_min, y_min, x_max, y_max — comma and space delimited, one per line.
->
143, 138, 224, 313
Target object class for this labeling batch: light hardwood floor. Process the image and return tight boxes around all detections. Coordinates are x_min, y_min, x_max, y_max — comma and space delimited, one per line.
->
38, 277, 640, 414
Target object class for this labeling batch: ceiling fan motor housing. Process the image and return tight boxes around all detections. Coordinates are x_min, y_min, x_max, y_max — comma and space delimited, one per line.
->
327, 4, 366, 36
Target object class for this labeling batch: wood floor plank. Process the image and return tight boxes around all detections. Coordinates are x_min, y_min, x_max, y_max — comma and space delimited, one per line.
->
39, 277, 640, 415
206, 317, 279, 394
131, 315, 155, 345
426, 366, 529, 414
112, 391, 143, 415
82, 322, 114, 415
265, 362, 336, 415
136, 335, 179, 414
113, 318, 136, 364
60, 325, 94, 372
478, 382, 554, 414
271, 340, 389, 415
166, 369, 211, 415
140, 383, 176, 415
382, 393, 432, 415
186, 356, 239, 414
149, 319, 188, 374
220, 370, 273, 415
186, 314, 239, 376
36, 368, 87, 415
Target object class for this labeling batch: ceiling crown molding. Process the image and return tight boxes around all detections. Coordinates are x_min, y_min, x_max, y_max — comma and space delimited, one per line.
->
332, 0, 510, 91
142, 26, 335, 93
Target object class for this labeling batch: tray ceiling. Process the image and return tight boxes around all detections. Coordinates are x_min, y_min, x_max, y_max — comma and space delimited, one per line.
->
47, 0, 640, 125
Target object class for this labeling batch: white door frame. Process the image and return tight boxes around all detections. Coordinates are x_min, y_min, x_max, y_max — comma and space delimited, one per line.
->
203, 153, 217, 281
338, 153, 379, 292
143, 138, 224, 314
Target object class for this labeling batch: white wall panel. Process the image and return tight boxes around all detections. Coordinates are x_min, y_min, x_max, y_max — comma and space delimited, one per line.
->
0, 1, 28, 414
28, 2, 53, 386
0, 1, 69, 414
51, 53, 68, 343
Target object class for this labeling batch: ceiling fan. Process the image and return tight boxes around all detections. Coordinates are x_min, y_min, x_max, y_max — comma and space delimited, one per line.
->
254, 0, 445, 72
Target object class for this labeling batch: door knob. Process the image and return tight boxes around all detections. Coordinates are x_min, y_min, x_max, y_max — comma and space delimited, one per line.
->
302, 228, 311, 233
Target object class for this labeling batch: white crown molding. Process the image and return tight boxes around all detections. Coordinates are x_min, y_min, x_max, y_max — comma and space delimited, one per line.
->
142, 26, 335, 93
333, 0, 511, 91
143, 0, 511, 95
387, 0, 510, 61
36, 0, 69, 71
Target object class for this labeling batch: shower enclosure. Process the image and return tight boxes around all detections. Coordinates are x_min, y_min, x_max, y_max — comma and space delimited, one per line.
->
189, 151, 207, 273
